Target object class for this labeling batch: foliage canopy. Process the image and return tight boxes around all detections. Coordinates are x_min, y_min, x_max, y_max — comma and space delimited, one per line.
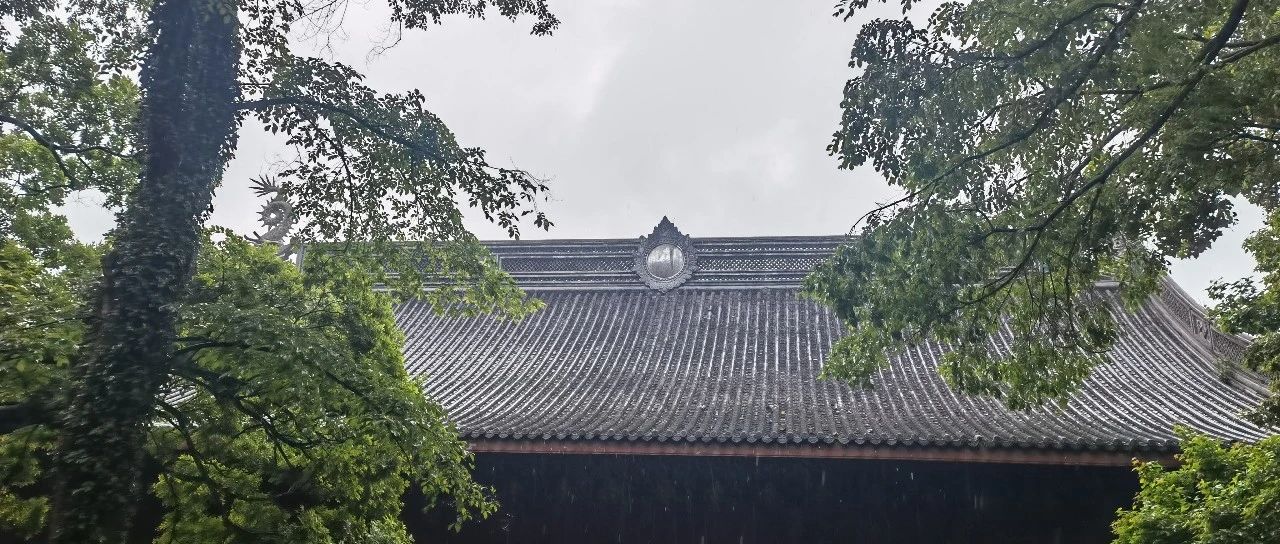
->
1112, 430, 1280, 544
2, 232, 497, 542
806, 0, 1280, 412
808, 1, 1280, 542
1, 0, 557, 541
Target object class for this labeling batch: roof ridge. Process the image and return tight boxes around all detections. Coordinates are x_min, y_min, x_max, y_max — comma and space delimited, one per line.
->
485, 234, 847, 290
1149, 276, 1267, 393
479, 233, 852, 245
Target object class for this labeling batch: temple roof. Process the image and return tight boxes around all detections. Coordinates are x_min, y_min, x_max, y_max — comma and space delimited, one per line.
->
396, 219, 1273, 459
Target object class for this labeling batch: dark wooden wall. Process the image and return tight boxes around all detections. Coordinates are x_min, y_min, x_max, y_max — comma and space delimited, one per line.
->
407, 453, 1139, 544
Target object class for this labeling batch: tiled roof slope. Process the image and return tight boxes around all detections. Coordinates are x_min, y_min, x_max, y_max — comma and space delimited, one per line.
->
396, 225, 1273, 453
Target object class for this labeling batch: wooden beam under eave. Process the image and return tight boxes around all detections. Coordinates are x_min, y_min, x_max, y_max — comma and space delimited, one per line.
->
465, 438, 1176, 467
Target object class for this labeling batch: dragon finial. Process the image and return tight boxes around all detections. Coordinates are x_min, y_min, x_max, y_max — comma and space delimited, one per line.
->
247, 176, 297, 258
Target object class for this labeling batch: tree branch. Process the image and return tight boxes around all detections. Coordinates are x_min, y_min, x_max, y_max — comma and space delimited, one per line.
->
0, 114, 80, 188
0, 391, 60, 434
237, 96, 443, 161
1199, 0, 1251, 64
968, 74, 1214, 304
0, 113, 135, 159
154, 400, 269, 539
958, 0, 1251, 304
851, 0, 1145, 232
169, 361, 331, 450
1216, 32, 1280, 65
972, 3, 1131, 62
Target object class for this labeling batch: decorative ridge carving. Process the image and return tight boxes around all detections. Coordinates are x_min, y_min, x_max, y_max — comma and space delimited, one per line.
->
247, 176, 298, 259
486, 232, 846, 289
633, 217, 697, 292
1153, 277, 1260, 386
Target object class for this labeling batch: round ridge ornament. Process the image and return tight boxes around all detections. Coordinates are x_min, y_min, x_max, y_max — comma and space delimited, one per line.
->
646, 244, 685, 279
634, 217, 696, 291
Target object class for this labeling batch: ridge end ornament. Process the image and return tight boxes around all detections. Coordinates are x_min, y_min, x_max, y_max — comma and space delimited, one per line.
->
246, 176, 298, 259
634, 216, 697, 292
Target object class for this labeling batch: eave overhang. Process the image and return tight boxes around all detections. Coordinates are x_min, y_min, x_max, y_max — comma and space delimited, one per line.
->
466, 438, 1174, 467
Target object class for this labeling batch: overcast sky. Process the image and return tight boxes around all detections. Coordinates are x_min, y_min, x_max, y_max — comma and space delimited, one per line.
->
64, 0, 1257, 304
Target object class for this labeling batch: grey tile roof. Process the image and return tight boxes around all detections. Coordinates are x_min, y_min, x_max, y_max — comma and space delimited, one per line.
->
397, 227, 1273, 452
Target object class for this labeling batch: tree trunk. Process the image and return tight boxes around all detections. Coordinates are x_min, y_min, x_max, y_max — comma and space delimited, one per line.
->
47, 1, 240, 542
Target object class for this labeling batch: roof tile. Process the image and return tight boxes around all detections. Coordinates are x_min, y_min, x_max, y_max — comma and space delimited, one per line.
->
397, 235, 1273, 452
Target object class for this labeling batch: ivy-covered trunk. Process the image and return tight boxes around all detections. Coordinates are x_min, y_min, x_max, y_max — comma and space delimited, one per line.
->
47, 1, 240, 542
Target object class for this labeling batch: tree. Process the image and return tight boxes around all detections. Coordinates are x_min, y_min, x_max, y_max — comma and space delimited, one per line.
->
1112, 430, 1280, 543
804, 0, 1280, 411
1210, 210, 1280, 427
2, 1, 556, 542
2, 231, 503, 542
803, 1, 1280, 542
